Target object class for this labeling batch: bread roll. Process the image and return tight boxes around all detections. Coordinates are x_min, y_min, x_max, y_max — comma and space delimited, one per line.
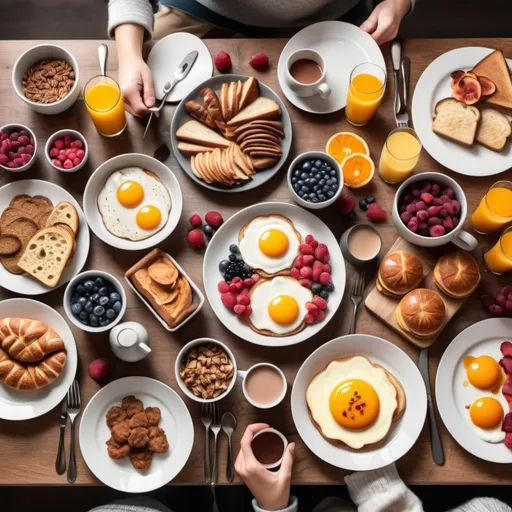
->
377, 251, 424, 298
434, 251, 481, 298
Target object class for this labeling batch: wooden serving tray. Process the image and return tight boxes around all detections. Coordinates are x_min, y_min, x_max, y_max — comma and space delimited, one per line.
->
364, 237, 469, 349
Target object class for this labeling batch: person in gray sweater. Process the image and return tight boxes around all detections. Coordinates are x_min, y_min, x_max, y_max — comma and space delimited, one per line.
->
107, 0, 414, 116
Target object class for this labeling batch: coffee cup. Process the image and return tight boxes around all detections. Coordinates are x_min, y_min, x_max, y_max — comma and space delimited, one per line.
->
392, 172, 478, 251
285, 49, 331, 99
238, 363, 287, 409
251, 427, 288, 469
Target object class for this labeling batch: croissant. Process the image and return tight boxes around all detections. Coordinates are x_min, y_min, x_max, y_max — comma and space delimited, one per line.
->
0, 347, 67, 390
0, 318, 65, 363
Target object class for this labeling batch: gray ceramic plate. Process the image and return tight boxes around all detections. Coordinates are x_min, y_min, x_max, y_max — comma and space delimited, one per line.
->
170, 74, 293, 193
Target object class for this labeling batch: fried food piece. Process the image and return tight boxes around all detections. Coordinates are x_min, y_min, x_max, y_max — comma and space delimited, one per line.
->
149, 433, 169, 454
106, 438, 130, 459
122, 395, 144, 418
129, 449, 152, 470
111, 420, 131, 444
128, 427, 149, 448
145, 406, 161, 426
129, 412, 149, 429
106, 406, 128, 428
148, 426, 165, 439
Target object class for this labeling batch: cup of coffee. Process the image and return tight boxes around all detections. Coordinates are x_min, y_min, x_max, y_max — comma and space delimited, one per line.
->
239, 363, 287, 409
285, 49, 331, 99
251, 427, 288, 469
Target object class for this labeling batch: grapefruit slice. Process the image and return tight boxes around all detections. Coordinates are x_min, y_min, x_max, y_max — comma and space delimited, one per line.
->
326, 132, 369, 164
340, 153, 374, 188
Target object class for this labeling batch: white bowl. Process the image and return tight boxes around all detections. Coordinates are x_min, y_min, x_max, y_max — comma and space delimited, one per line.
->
45, 129, 88, 173
12, 44, 80, 115
175, 338, 237, 403
287, 151, 343, 209
0, 124, 37, 172
63, 270, 127, 333
83, 153, 183, 251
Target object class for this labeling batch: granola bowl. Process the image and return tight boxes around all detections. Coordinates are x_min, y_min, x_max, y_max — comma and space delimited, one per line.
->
12, 44, 80, 115
175, 338, 238, 403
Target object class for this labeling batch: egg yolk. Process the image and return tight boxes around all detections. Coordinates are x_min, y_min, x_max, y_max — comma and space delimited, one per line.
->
136, 205, 162, 230
469, 396, 503, 429
464, 355, 501, 391
258, 229, 289, 258
268, 295, 299, 325
329, 379, 380, 430
117, 180, 144, 208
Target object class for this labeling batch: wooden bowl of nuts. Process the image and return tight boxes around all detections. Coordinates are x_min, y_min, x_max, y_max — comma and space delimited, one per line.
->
12, 44, 80, 115
175, 338, 237, 403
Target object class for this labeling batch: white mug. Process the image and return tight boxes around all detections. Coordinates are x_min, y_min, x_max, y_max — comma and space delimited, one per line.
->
392, 172, 478, 251
285, 49, 331, 99
238, 363, 287, 409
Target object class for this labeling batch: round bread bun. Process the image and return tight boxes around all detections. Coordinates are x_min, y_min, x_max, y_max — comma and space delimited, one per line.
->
395, 288, 446, 338
433, 251, 481, 298
377, 251, 424, 298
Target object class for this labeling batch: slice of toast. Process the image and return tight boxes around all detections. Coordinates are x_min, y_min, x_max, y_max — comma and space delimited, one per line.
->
432, 98, 480, 147
475, 108, 512, 152
220, 83, 229, 121
239, 77, 259, 111
46, 202, 79, 235
177, 142, 215, 156
472, 50, 512, 114
176, 120, 231, 149
227, 97, 281, 126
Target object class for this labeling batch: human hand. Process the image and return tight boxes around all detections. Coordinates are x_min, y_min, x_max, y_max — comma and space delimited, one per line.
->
118, 57, 155, 117
235, 423, 295, 511
360, 0, 411, 46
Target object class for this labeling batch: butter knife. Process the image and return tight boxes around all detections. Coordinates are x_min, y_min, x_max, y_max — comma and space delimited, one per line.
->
391, 41, 403, 123
55, 395, 68, 475
419, 348, 445, 466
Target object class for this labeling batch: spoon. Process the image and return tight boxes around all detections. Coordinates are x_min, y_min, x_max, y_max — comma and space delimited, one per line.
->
221, 412, 237, 482
98, 43, 108, 76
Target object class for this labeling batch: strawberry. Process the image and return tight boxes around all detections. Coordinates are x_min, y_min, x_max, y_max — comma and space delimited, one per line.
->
186, 228, 205, 249
249, 52, 269, 70
367, 203, 388, 223
190, 214, 202, 227
205, 211, 224, 228
338, 194, 356, 216
214, 52, 232, 73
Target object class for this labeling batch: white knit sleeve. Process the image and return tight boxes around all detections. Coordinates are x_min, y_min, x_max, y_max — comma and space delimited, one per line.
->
252, 496, 299, 512
448, 498, 512, 512
107, 0, 154, 40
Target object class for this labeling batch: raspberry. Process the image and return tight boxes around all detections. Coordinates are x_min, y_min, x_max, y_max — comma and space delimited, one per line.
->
443, 202, 455, 215
400, 211, 412, 224
188, 214, 202, 227
428, 217, 441, 226
232, 276, 242, 284
49, 147, 59, 158
323, 263, 331, 273
299, 243, 314, 255
205, 211, 223, 228
403, 194, 413, 205
76, 149, 85, 159
319, 272, 331, 285
407, 219, 419, 232
314, 244, 329, 261
237, 294, 251, 306
299, 278, 312, 289
64, 135, 73, 145
427, 206, 439, 217
303, 255, 315, 266
309, 239, 319, 249
415, 201, 426, 212
9, 132, 19, 141
406, 203, 416, 214
316, 310, 326, 321
186, 228, 205, 249
445, 188, 455, 199
221, 292, 237, 309
420, 193, 434, 204
252, 274, 260, 282
234, 304, 247, 315
0, 155, 8, 166
438, 208, 449, 218
291, 267, 300, 279
249, 52, 269, 70
19, 135, 29, 147
53, 159, 62, 168
72, 139, 84, 149
442, 216, 454, 231
63, 159, 74, 169
312, 295, 328, 310
293, 256, 304, 269
367, 203, 387, 222
17, 146, 26, 154
235, 281, 243, 291
431, 184, 441, 197
451, 200, 461, 215
214, 51, 232, 72
67, 152, 77, 161
73, 158, 81, 166
57, 153, 66, 163
305, 234, 315, 244
218, 281, 230, 293
25, 144, 34, 155
54, 138, 64, 149
429, 225, 446, 237
439, 194, 450, 204
452, 216, 459, 227
239, 287, 250, 296
417, 210, 428, 222
241, 305, 252, 316
305, 313, 316, 324
243, 278, 254, 288
433, 198, 443, 206
300, 266, 313, 279
306, 302, 319, 313
13, 158, 24, 167
338, 194, 356, 215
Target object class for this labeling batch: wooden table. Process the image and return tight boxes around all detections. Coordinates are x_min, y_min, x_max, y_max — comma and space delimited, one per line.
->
0, 38, 510, 486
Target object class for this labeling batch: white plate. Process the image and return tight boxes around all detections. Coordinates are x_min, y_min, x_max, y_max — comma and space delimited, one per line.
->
83, 153, 183, 251
436, 318, 512, 463
0, 299, 77, 421
79, 377, 194, 493
291, 334, 426, 471
277, 21, 385, 114
203, 202, 346, 347
147, 33, 213, 103
412, 47, 512, 177
0, 180, 90, 295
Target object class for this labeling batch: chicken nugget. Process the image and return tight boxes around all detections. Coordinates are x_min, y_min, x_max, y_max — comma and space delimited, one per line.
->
129, 449, 152, 470
145, 406, 161, 426
148, 426, 166, 439
149, 433, 169, 454
106, 406, 127, 428
106, 437, 130, 459
122, 396, 144, 418
111, 420, 131, 444
129, 411, 148, 429
128, 427, 149, 448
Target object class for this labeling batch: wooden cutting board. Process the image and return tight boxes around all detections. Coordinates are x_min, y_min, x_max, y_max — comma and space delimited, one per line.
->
364, 237, 470, 349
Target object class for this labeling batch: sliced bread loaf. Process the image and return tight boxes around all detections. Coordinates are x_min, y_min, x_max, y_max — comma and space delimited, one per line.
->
475, 108, 512, 152
432, 98, 481, 147
46, 202, 79, 235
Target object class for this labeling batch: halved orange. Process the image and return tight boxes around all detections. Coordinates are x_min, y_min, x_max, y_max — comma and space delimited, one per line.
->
340, 153, 374, 188
326, 132, 369, 164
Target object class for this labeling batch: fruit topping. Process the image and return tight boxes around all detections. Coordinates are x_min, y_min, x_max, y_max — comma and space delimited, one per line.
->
205, 211, 224, 229
338, 194, 356, 215
481, 286, 512, 318
452, 75, 482, 105
214, 51, 232, 73
477, 75, 497, 97
291, 157, 340, 204
189, 214, 202, 227
366, 203, 387, 223
186, 228, 205, 249
450, 70, 466, 90
249, 52, 269, 71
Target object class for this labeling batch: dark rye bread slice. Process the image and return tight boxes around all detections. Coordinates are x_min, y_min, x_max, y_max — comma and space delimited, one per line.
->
0, 217, 39, 274
9, 194, 31, 209
0, 235, 21, 256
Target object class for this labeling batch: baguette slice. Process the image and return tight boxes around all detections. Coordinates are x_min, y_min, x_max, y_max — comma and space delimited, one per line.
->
475, 108, 512, 152
227, 97, 281, 126
239, 77, 259, 111
432, 98, 480, 147
220, 83, 229, 121
176, 120, 231, 148
177, 141, 215, 156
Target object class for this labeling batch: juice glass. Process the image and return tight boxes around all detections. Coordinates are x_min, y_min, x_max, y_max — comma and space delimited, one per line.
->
84, 76, 126, 137
379, 127, 422, 184
471, 181, 512, 234
346, 63, 386, 126
484, 227, 512, 274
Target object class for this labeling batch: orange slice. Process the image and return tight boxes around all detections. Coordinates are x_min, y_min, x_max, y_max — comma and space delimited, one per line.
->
340, 153, 374, 188
326, 132, 369, 164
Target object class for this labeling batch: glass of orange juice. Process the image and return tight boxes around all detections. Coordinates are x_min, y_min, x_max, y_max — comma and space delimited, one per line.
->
484, 227, 512, 274
84, 76, 127, 137
378, 127, 422, 184
471, 181, 512, 234
346, 63, 386, 126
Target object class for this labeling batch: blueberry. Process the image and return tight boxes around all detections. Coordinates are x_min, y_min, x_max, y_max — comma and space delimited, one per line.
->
312, 283, 323, 295
80, 318, 89, 325
93, 305, 105, 316
204, 224, 215, 237
94, 277, 104, 287
324, 282, 335, 293
312, 196, 319, 203
78, 297, 87, 307
79, 311, 88, 321
302, 161, 311, 172
76, 284, 86, 295
71, 303, 82, 315
310, 178, 317, 187
100, 319, 110, 327
93, 285, 99, 292
348, 211, 357, 221
301, 185, 309, 193
219, 259, 230, 273
366, 196, 376, 204
109, 292, 121, 301
318, 194, 326, 202
106, 309, 116, 319
84, 301, 93, 313
326, 179, 333, 186
319, 179, 326, 187
89, 314, 99, 326
359, 198, 368, 211
297, 179, 304, 187
99, 286, 108, 296
330, 169, 337, 176
291, 176, 297, 184
293, 183, 300, 192
90, 293, 99, 303
294, 169, 301, 177
300, 172, 308, 180
313, 185, 320, 192
298, 190, 305, 198
229, 245, 238, 257
327, 190, 335, 198
98, 296, 109, 307
113, 301, 122, 314
320, 290, 330, 300
315, 160, 322, 168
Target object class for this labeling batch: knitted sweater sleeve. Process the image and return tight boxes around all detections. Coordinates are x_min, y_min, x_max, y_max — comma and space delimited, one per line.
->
107, 0, 157, 40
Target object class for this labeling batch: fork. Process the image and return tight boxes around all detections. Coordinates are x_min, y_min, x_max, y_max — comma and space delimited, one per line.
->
201, 403, 212, 483
210, 402, 221, 484
349, 272, 366, 335
66, 380, 81, 484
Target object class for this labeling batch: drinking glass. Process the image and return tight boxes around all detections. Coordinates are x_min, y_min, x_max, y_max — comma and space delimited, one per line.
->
471, 181, 512, 234
484, 226, 512, 274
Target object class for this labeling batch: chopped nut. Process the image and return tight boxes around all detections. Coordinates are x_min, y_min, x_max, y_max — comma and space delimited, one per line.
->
22, 59, 75, 104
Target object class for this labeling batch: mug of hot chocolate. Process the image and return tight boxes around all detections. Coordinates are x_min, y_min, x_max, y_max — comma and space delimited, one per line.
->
285, 49, 331, 99
251, 427, 288, 470
239, 363, 287, 409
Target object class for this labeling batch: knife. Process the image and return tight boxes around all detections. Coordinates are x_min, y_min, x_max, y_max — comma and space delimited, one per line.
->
55, 395, 68, 475
419, 347, 445, 466
391, 41, 403, 123
143, 50, 199, 138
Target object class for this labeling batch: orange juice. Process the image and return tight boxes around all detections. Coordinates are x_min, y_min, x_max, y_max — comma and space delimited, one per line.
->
379, 128, 422, 184
84, 77, 126, 137
484, 229, 512, 274
471, 182, 512, 234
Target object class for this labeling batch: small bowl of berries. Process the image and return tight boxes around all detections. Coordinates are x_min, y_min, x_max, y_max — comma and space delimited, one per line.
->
288, 151, 343, 209
45, 129, 88, 173
0, 124, 37, 172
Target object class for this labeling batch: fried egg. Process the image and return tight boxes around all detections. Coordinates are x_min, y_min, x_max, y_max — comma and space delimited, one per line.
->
239, 216, 301, 275
464, 355, 504, 393
306, 356, 398, 449
98, 167, 171, 241
249, 276, 312, 335
467, 395, 507, 443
